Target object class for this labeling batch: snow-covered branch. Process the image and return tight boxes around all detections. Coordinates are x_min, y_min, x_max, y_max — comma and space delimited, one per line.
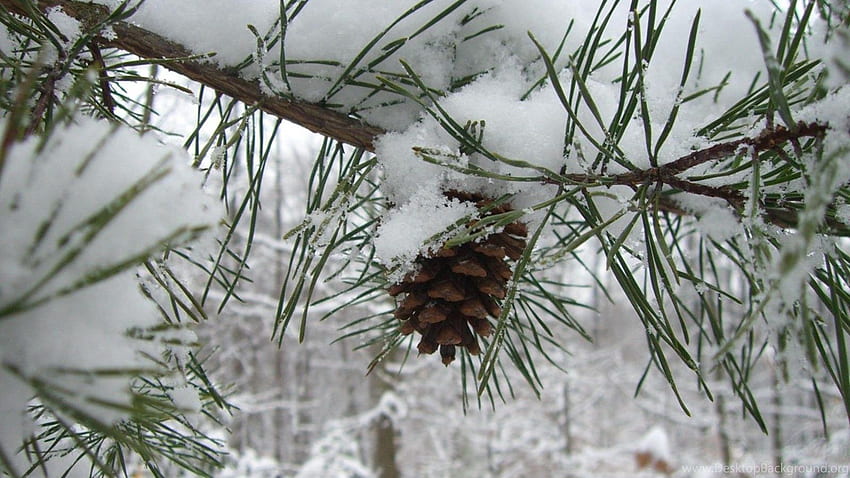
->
1, 0, 384, 150
8, 0, 846, 237
555, 121, 848, 234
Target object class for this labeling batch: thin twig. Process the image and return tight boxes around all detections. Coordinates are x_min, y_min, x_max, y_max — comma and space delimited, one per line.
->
22, 69, 57, 138
89, 41, 115, 114
551, 122, 839, 232
602, 122, 828, 185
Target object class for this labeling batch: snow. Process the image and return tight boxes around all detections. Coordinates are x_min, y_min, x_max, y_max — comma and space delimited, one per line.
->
294, 429, 376, 478
837, 203, 850, 226
291, 392, 406, 478
96, 0, 280, 67
373, 119, 457, 205
675, 194, 742, 242
0, 119, 220, 303
0, 21, 14, 53
89, 0, 776, 133
41, 6, 85, 93
46, 6, 81, 43
0, 118, 222, 461
697, 208, 741, 242
373, 188, 478, 272
797, 86, 850, 161
218, 449, 286, 478
168, 385, 204, 413
83, 0, 801, 270
444, 71, 566, 169
635, 425, 672, 462
0, 274, 159, 416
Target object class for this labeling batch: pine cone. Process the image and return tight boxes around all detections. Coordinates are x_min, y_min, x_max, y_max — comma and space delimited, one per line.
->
388, 191, 528, 366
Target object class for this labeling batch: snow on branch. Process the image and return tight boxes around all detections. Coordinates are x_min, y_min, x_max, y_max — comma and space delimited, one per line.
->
6, 0, 847, 237
554, 121, 846, 233
0, 0, 384, 150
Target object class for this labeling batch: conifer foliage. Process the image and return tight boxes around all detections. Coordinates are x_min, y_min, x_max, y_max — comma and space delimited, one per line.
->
2, 0, 850, 476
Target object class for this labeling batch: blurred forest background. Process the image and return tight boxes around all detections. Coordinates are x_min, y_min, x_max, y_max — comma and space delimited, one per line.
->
141, 81, 849, 477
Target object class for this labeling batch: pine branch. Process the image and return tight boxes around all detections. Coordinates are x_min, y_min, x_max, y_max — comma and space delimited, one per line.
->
4, 0, 844, 235
23, 65, 57, 136
653, 121, 827, 175
555, 122, 847, 234
0, 0, 383, 150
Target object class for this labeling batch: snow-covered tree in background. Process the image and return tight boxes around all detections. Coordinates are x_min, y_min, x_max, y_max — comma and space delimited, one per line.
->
1, 0, 850, 476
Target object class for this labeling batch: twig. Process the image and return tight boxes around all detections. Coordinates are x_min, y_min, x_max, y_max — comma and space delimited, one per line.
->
22, 69, 57, 138
670, 121, 826, 173
604, 122, 828, 184
88, 41, 115, 114
553, 122, 839, 233
615, 122, 826, 206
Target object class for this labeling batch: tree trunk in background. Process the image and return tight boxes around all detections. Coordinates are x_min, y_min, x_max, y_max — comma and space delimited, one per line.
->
293, 351, 313, 464
771, 365, 784, 476
273, 153, 287, 464
715, 392, 732, 468
563, 380, 573, 455
370, 362, 400, 478
487, 439, 500, 477
589, 253, 606, 448
229, 344, 249, 453
373, 413, 401, 478
590, 253, 603, 346
707, 240, 735, 471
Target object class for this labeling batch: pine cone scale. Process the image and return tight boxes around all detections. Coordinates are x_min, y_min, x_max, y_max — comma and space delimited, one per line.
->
459, 298, 488, 318
427, 278, 467, 301
419, 302, 449, 323
450, 256, 489, 277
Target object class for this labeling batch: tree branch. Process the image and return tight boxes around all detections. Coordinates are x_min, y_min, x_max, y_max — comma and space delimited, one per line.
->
556, 122, 845, 234
1, 0, 384, 150
88, 41, 115, 114
3, 0, 845, 234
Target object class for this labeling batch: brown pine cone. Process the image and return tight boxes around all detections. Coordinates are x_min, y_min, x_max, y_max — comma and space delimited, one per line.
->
388, 191, 527, 366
